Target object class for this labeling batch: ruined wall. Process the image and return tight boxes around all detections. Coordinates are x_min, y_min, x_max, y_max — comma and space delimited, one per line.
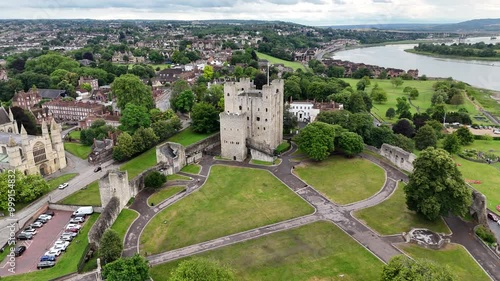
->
380, 143, 416, 172
99, 170, 133, 210
87, 197, 120, 247
156, 142, 186, 174
470, 188, 487, 225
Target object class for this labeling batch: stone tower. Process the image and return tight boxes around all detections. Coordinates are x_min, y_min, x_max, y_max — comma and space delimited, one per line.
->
50, 119, 67, 168
220, 78, 284, 161
99, 170, 132, 210
6, 136, 21, 168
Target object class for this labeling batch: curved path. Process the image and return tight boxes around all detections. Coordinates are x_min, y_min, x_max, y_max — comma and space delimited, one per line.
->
123, 144, 499, 280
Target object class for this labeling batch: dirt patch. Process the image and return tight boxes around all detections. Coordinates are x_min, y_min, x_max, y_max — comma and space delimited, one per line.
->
448, 127, 500, 137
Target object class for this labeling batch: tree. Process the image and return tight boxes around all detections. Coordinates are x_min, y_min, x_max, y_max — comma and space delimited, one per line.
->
347, 91, 367, 113
174, 90, 195, 113
113, 132, 136, 161
112, 74, 154, 110
283, 106, 298, 133
295, 122, 336, 161
414, 125, 437, 150
356, 79, 367, 91
152, 118, 180, 142
371, 84, 387, 103
148, 50, 165, 64
337, 132, 364, 157
120, 104, 151, 133
409, 88, 420, 100
144, 171, 167, 189
326, 65, 345, 78
449, 93, 464, 105
191, 102, 219, 134
391, 77, 404, 88
254, 73, 268, 90
99, 229, 123, 264
132, 127, 159, 152
391, 133, 415, 152
203, 65, 214, 81
0, 170, 50, 210
431, 90, 448, 105
381, 256, 456, 281
443, 133, 461, 154
102, 254, 150, 281
455, 126, 474, 145
234, 66, 243, 79
11, 107, 37, 135
392, 118, 415, 138
395, 96, 410, 116
385, 108, 396, 119
170, 258, 235, 281
81, 83, 92, 92
404, 147, 472, 220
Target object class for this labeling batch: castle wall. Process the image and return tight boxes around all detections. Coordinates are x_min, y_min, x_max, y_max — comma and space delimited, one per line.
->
220, 113, 247, 161
380, 143, 416, 172
99, 170, 133, 210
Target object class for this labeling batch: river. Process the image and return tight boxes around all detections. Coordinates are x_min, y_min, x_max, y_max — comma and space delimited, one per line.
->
332, 40, 500, 91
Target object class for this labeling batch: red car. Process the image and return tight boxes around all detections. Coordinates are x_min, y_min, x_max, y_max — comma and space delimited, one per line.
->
66, 227, 79, 233
487, 212, 499, 222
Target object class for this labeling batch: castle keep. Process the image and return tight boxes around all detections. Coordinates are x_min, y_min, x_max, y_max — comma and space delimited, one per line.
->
220, 78, 283, 162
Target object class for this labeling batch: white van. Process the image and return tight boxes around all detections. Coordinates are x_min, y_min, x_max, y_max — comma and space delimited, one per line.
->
72, 206, 94, 217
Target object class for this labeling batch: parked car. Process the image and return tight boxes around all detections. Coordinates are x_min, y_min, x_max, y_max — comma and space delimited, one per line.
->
94, 166, 102, 172
43, 210, 55, 217
60, 235, 74, 242
51, 244, 67, 252
487, 212, 499, 222
61, 231, 78, 237
37, 261, 56, 269
54, 240, 70, 247
38, 214, 52, 220
73, 213, 86, 218
22, 227, 37, 235
65, 227, 79, 233
40, 255, 56, 262
14, 246, 26, 257
69, 217, 85, 223
17, 232, 33, 240
35, 218, 48, 224
72, 206, 93, 217
58, 182, 69, 189
44, 249, 61, 257
29, 221, 43, 228
66, 223, 82, 230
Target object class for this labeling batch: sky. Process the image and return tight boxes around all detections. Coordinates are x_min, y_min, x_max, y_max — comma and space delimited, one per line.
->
0, 0, 498, 26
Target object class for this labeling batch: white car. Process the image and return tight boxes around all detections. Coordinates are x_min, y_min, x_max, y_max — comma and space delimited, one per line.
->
60, 235, 73, 242
44, 249, 61, 257
51, 243, 68, 252
38, 214, 52, 220
54, 240, 70, 247
69, 217, 85, 223
66, 223, 82, 230
58, 182, 69, 189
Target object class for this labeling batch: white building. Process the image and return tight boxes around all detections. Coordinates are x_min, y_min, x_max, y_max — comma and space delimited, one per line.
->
287, 101, 344, 123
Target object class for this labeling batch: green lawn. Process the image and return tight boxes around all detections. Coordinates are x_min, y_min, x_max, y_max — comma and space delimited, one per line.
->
250, 159, 275, 166
120, 147, 157, 180
68, 130, 81, 140
2, 214, 99, 281
398, 244, 490, 281
140, 165, 314, 254
58, 180, 101, 206
354, 183, 450, 235
64, 143, 92, 159
341, 78, 487, 124
275, 142, 291, 153
166, 174, 191, 181
167, 127, 215, 146
110, 209, 139, 242
467, 87, 500, 116
147, 186, 185, 206
47, 173, 78, 190
180, 164, 201, 174
150, 221, 383, 281
465, 140, 500, 157
256, 51, 307, 71
295, 155, 385, 205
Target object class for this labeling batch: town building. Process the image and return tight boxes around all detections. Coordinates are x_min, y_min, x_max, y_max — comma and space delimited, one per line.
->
43, 100, 105, 122
287, 101, 344, 122
78, 76, 99, 91
0, 69, 7, 81
220, 78, 283, 162
0, 108, 66, 176
12, 88, 42, 110
79, 114, 120, 129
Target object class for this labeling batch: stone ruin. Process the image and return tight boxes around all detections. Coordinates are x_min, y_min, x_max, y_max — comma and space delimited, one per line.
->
403, 228, 450, 250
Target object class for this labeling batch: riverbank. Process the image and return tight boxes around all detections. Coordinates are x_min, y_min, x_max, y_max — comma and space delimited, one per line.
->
404, 49, 500, 62
341, 39, 452, 51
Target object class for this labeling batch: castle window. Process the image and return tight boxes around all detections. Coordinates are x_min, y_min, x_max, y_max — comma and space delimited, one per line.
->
258, 127, 260, 130
258, 108, 260, 111
239, 105, 242, 110
256, 117, 260, 121
264, 127, 266, 130
266, 108, 268, 112
227, 93, 230, 96
265, 119, 268, 122
7, 127, 12, 133
247, 117, 249, 121
276, 89, 279, 93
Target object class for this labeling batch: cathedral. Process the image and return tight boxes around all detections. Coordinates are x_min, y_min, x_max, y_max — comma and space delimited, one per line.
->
0, 107, 66, 176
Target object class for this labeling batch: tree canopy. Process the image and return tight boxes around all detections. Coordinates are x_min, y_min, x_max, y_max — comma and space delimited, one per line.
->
381, 255, 455, 281
295, 122, 336, 161
191, 102, 220, 134
455, 127, 474, 145
337, 132, 364, 157
414, 124, 437, 150
404, 147, 472, 220
170, 258, 235, 281
102, 254, 150, 281
0, 170, 50, 210
99, 229, 123, 265
119, 104, 151, 133
112, 74, 154, 110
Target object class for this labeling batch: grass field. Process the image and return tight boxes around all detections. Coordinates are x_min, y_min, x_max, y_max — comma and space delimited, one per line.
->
120, 147, 157, 180
140, 165, 314, 254
150, 221, 383, 281
250, 159, 275, 166
110, 209, 139, 242
398, 244, 490, 281
47, 173, 78, 190
341, 78, 487, 124
294, 155, 385, 205
2, 214, 99, 281
167, 127, 215, 146
68, 130, 81, 140
166, 174, 191, 181
64, 143, 91, 159
180, 164, 201, 174
467, 87, 500, 116
256, 51, 307, 71
147, 186, 185, 206
465, 140, 500, 156
354, 183, 450, 235
58, 180, 101, 206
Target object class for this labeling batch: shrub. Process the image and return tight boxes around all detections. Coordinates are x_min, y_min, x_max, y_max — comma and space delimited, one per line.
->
144, 171, 167, 189
475, 225, 496, 245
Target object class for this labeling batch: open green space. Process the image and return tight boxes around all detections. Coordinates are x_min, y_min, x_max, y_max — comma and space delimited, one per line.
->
295, 155, 385, 205
341, 78, 487, 124
110, 209, 139, 242
465, 140, 500, 157
140, 165, 314, 254
467, 88, 500, 117
354, 183, 450, 235
275, 142, 291, 154
167, 127, 215, 147
150, 221, 383, 281
68, 130, 81, 140
120, 147, 157, 180
166, 174, 191, 181
47, 173, 78, 190
180, 164, 201, 174
64, 143, 91, 159
250, 159, 276, 166
2, 214, 99, 281
58, 180, 101, 206
256, 51, 306, 71
398, 244, 490, 281
148, 186, 185, 206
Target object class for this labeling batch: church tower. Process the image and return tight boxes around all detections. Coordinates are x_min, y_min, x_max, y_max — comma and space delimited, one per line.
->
50, 119, 66, 169
21, 125, 35, 174
6, 136, 22, 169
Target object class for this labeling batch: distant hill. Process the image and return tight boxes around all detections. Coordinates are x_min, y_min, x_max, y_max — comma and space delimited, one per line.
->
328, 18, 500, 33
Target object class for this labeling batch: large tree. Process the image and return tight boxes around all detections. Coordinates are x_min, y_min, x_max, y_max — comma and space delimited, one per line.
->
455, 126, 474, 145
442, 133, 461, 154
99, 229, 123, 264
404, 147, 472, 220
381, 256, 455, 281
414, 124, 437, 150
191, 102, 219, 134
102, 254, 150, 281
112, 132, 136, 161
295, 122, 336, 161
371, 84, 388, 103
337, 132, 364, 157
119, 104, 151, 133
174, 90, 195, 113
392, 118, 415, 138
0, 170, 50, 210
112, 74, 154, 110
170, 258, 235, 281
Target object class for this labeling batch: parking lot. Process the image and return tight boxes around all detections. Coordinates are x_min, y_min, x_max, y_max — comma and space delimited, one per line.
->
0, 210, 72, 276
